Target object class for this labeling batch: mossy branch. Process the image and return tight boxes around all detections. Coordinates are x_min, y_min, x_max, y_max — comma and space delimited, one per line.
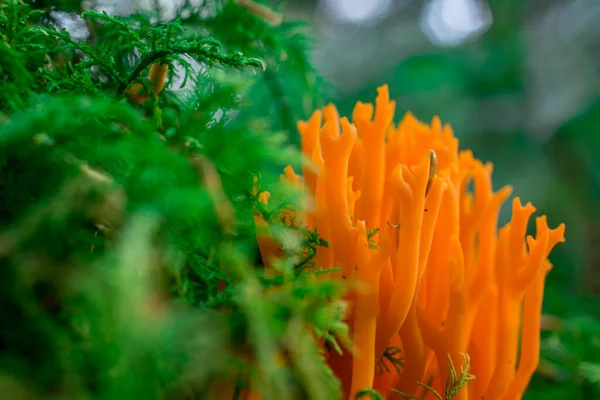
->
122, 38, 264, 94
40, 9, 264, 97
48, 27, 128, 89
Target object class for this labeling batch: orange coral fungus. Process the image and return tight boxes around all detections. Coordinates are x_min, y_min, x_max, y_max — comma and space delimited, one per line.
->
127, 63, 169, 104
255, 85, 565, 400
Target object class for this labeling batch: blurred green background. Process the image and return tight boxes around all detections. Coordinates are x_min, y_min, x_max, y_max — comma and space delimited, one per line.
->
281, 0, 600, 397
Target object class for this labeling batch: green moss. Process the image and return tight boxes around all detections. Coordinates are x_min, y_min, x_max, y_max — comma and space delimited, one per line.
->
0, 1, 343, 399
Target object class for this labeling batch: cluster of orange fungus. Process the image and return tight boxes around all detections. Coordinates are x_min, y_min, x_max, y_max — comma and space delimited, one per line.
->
255, 85, 565, 400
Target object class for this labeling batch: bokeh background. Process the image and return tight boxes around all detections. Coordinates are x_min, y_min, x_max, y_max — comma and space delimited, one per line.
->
42, 0, 600, 398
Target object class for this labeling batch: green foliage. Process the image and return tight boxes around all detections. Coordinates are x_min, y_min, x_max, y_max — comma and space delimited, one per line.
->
0, 1, 264, 111
0, 0, 344, 399
194, 0, 328, 144
392, 354, 475, 400
355, 388, 384, 399
525, 313, 600, 399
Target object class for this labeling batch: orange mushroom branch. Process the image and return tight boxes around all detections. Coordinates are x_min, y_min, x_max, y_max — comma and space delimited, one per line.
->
254, 85, 565, 400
